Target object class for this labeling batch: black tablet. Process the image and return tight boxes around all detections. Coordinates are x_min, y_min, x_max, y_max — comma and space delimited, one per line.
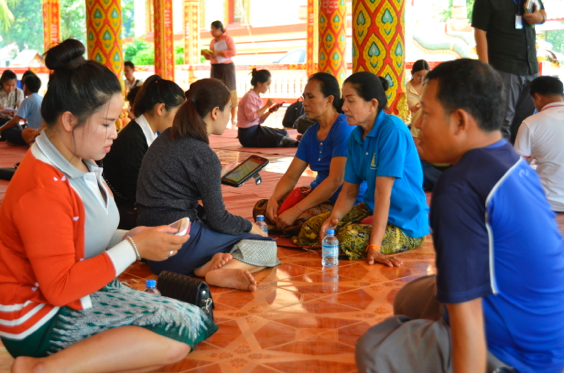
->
221, 155, 269, 187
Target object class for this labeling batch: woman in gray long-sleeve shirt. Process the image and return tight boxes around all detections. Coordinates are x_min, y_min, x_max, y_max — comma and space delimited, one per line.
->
136, 78, 280, 292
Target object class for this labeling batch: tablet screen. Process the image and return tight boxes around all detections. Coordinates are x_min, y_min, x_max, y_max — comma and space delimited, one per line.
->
223, 157, 266, 184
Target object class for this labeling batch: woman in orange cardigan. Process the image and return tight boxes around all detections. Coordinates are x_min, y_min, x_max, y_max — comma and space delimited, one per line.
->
0, 39, 217, 373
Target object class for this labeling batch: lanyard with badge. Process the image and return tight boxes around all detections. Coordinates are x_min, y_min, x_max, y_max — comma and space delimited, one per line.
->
514, 0, 524, 29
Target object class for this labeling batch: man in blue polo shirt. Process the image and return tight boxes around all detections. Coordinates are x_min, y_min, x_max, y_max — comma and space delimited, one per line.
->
355, 59, 564, 373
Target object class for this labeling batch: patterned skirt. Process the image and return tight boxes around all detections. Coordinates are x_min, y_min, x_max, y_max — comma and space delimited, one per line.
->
293, 202, 425, 260
253, 187, 334, 237
34, 280, 217, 357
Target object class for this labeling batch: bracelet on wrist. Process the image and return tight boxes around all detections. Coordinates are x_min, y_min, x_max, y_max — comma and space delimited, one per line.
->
365, 244, 382, 253
294, 204, 304, 213
127, 236, 141, 261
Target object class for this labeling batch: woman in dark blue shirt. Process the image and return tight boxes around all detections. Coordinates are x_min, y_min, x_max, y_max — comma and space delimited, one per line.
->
254, 73, 365, 236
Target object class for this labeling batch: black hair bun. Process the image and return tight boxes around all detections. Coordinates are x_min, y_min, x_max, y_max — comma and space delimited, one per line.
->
378, 77, 390, 91
44, 39, 86, 72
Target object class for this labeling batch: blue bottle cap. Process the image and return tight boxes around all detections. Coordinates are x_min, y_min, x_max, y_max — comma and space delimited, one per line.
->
327, 229, 335, 235
256, 215, 264, 221
146, 279, 157, 288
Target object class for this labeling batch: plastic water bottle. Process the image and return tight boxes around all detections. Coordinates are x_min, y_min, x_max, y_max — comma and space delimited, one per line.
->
256, 215, 268, 235
144, 279, 161, 295
322, 229, 339, 267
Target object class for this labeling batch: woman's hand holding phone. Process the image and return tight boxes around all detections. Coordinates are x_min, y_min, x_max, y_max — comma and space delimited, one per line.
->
129, 225, 189, 261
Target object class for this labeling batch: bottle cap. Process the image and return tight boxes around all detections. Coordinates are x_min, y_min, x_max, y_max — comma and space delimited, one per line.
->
327, 229, 335, 235
146, 279, 157, 288
256, 215, 264, 221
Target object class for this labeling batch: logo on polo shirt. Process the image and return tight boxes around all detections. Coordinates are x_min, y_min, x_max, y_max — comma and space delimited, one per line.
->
370, 153, 377, 169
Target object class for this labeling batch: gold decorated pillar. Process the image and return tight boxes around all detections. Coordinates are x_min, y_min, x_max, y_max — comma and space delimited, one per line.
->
318, 0, 347, 85
306, 0, 319, 77
352, 0, 406, 119
43, 0, 60, 52
154, 0, 174, 80
86, 0, 123, 79
184, 0, 200, 83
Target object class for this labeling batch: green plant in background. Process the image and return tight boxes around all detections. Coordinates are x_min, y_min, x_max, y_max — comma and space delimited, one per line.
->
0, 0, 18, 32
0, 0, 43, 51
124, 39, 149, 61
122, 0, 134, 38
132, 44, 154, 65
546, 29, 564, 55
439, 0, 475, 22
60, 0, 86, 48
175, 44, 184, 65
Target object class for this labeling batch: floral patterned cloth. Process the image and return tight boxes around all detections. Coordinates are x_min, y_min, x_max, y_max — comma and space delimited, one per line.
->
294, 202, 425, 260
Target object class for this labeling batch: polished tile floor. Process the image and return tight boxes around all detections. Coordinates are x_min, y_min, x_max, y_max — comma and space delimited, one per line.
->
1, 143, 563, 373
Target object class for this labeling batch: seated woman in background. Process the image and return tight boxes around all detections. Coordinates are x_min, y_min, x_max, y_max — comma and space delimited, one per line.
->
237, 68, 298, 147
304, 72, 429, 266
136, 78, 280, 292
254, 72, 366, 237
103, 75, 184, 230
407, 59, 449, 191
0, 39, 216, 373
0, 70, 24, 128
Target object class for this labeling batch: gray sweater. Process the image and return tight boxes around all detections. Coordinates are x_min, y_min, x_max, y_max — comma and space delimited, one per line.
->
136, 128, 252, 235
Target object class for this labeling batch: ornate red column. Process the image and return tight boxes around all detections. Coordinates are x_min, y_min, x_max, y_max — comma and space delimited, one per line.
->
306, 0, 319, 77
184, 0, 200, 83
85, 0, 123, 79
154, 0, 174, 80
43, 0, 60, 52
318, 0, 347, 85
352, 0, 407, 119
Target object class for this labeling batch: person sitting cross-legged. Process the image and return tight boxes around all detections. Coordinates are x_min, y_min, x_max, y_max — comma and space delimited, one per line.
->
355, 59, 564, 373
0, 74, 44, 146
514, 75, 564, 213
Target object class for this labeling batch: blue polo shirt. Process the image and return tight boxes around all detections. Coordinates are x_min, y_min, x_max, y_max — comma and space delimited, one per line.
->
431, 140, 564, 373
344, 110, 428, 238
15, 93, 43, 129
296, 113, 365, 203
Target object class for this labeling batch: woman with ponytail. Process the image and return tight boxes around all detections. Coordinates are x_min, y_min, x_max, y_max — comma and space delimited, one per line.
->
237, 68, 298, 147
0, 39, 217, 372
103, 75, 184, 229
136, 78, 280, 292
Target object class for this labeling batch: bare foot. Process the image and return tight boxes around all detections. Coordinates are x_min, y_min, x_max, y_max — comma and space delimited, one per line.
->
366, 250, 403, 267
194, 253, 233, 277
12, 357, 45, 373
205, 268, 257, 292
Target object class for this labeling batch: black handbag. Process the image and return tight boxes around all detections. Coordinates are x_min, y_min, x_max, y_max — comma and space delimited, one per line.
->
156, 271, 215, 320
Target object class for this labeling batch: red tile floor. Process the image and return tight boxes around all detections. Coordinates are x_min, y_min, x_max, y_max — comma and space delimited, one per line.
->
0, 137, 563, 373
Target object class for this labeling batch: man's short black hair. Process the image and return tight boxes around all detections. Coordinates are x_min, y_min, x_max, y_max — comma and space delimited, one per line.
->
23, 74, 41, 93
124, 61, 134, 69
425, 58, 504, 132
530, 76, 564, 98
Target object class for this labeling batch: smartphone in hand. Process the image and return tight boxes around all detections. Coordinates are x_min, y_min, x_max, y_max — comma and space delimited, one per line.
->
169, 217, 191, 236
268, 101, 285, 113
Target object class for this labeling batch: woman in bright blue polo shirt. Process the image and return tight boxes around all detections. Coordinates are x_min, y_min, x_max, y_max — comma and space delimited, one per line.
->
253, 72, 366, 237
317, 72, 429, 266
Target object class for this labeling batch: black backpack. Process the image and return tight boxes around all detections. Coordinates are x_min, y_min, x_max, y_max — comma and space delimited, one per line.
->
282, 99, 305, 128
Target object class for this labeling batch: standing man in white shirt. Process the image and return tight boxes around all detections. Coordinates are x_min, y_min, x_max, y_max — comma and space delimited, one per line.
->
124, 61, 143, 93
514, 75, 564, 213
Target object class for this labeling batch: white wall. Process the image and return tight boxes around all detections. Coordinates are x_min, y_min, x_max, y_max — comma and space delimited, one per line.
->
248, 0, 303, 27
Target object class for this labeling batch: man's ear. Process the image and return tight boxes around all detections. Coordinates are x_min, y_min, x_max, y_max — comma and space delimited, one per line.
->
60, 111, 78, 133
451, 108, 471, 136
